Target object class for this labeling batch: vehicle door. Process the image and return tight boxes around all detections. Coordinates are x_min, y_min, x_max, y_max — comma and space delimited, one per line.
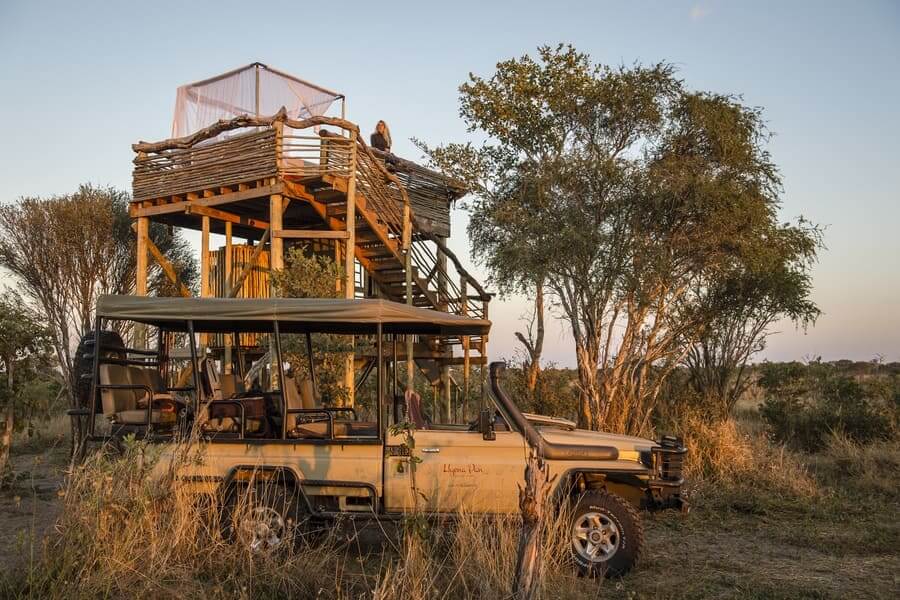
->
385, 403, 527, 515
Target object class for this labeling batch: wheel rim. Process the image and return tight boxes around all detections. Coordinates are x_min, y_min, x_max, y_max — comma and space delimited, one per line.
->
572, 511, 620, 563
239, 505, 286, 553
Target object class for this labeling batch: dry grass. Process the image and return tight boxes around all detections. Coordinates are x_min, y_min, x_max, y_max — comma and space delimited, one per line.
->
2, 409, 898, 599
2, 438, 595, 599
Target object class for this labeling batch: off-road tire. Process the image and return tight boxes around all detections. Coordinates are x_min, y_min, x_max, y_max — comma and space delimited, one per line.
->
224, 482, 306, 553
73, 330, 125, 411
570, 491, 644, 578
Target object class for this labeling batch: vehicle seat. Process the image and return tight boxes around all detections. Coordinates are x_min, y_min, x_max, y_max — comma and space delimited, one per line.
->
127, 366, 175, 408
99, 364, 174, 426
406, 390, 429, 430
285, 374, 337, 437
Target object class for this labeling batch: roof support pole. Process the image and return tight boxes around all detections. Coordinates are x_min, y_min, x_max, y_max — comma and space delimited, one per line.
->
269, 192, 284, 390
343, 130, 359, 406
200, 215, 210, 348
461, 276, 470, 420
481, 298, 489, 407
437, 238, 451, 421
224, 222, 233, 374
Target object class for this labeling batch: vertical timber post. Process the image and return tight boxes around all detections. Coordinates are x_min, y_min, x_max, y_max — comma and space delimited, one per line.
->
135, 216, 149, 348
344, 129, 358, 406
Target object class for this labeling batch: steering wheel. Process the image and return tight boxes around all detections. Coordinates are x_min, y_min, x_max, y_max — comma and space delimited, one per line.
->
466, 410, 507, 432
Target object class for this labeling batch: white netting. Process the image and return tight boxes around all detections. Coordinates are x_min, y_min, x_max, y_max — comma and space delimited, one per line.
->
172, 63, 343, 138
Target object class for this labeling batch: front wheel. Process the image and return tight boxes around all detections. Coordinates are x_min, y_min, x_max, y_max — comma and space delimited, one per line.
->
570, 491, 644, 577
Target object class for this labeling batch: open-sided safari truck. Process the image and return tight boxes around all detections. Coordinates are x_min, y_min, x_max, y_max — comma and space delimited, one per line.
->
76, 294, 686, 576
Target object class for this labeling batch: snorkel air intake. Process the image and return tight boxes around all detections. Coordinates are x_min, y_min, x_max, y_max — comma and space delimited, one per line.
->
489, 362, 618, 461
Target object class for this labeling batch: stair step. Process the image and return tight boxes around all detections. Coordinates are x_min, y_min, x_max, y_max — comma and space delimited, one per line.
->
315, 189, 346, 203
380, 268, 418, 283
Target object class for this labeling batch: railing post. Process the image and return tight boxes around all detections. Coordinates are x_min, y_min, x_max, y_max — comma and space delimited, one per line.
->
274, 119, 284, 175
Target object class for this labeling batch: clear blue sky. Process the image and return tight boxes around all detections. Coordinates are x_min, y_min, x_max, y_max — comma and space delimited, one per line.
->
1, 1, 898, 365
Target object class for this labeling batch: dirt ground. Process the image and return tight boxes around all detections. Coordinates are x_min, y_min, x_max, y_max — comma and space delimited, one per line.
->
0, 442, 67, 573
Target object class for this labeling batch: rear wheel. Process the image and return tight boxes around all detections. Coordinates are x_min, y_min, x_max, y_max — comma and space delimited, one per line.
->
226, 482, 306, 554
570, 491, 643, 577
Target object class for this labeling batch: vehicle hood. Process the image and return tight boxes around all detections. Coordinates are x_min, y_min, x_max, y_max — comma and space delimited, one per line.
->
536, 426, 656, 453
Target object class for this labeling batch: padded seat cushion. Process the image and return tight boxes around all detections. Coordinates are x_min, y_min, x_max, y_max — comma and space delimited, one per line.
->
115, 409, 176, 425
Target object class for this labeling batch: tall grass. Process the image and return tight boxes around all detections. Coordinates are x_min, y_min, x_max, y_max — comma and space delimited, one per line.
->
4, 437, 592, 600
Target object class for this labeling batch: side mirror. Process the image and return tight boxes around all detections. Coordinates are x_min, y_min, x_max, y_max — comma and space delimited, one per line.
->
479, 409, 496, 441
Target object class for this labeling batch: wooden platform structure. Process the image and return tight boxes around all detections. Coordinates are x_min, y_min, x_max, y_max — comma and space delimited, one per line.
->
130, 105, 491, 413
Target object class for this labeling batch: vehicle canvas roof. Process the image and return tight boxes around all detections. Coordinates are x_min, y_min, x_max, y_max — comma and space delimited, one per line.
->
96, 295, 491, 335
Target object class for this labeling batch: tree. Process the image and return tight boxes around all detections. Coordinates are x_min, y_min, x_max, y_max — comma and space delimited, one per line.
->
684, 219, 822, 419
428, 45, 800, 434
0, 184, 197, 453
0, 294, 54, 475
272, 246, 353, 406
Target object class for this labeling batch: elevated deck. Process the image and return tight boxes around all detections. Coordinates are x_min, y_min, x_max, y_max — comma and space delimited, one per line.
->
130, 110, 491, 412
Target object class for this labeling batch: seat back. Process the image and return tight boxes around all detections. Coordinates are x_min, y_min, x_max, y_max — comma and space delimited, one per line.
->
99, 364, 137, 416
219, 373, 245, 398
405, 390, 428, 429
198, 358, 221, 401
299, 378, 316, 410
147, 370, 167, 393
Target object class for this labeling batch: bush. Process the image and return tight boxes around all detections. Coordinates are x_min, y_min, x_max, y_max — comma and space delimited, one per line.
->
758, 361, 897, 451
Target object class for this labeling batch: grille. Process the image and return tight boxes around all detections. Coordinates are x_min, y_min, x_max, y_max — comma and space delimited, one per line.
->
653, 436, 686, 482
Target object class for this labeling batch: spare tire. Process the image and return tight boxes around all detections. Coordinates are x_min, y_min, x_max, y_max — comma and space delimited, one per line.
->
73, 330, 125, 411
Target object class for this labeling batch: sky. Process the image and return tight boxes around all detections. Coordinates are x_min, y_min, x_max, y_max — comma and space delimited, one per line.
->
1, 1, 898, 365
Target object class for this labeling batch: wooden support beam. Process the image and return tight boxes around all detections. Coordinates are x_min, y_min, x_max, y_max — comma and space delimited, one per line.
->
272, 229, 350, 240
135, 217, 149, 349
136, 217, 149, 296
200, 216, 210, 297
148, 239, 192, 299
269, 194, 284, 273
185, 204, 269, 230
129, 222, 192, 298
129, 183, 284, 218
227, 198, 292, 298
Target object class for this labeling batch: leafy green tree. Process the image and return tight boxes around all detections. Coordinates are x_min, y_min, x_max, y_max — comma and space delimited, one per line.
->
0, 294, 54, 474
0, 184, 197, 452
427, 45, 808, 434
272, 245, 352, 406
684, 219, 822, 420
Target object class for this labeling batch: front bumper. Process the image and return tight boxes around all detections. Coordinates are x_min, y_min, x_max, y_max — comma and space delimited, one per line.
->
646, 436, 689, 512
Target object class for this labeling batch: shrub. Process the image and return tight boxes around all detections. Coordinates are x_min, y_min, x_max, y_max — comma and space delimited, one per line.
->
758, 361, 896, 451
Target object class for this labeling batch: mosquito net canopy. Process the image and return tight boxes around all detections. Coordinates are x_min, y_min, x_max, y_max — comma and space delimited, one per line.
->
172, 62, 344, 138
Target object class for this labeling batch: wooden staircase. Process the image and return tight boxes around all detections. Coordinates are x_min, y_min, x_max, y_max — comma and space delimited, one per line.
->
282, 168, 486, 355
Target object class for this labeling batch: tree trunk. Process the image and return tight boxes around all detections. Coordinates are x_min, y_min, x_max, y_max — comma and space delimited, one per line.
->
516, 279, 546, 410
574, 343, 603, 429
0, 359, 13, 475
512, 451, 552, 600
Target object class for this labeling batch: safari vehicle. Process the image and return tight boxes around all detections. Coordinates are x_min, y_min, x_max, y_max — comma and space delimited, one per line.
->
75, 295, 686, 577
